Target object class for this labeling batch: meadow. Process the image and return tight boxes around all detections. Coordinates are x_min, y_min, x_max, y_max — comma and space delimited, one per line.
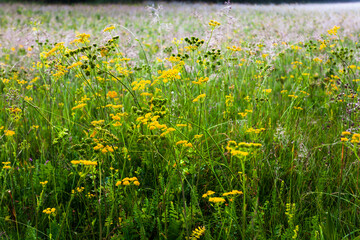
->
1, 2, 360, 239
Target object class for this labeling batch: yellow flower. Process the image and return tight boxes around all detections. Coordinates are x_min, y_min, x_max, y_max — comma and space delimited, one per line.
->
4, 130, 15, 136
342, 131, 351, 135
209, 20, 221, 27
107, 91, 118, 98
341, 138, 349, 142
193, 94, 206, 102
40, 181, 48, 186
208, 197, 226, 203
43, 208, 56, 215
263, 89, 272, 93
67, 61, 83, 69
222, 190, 243, 196
202, 190, 215, 198
103, 25, 115, 32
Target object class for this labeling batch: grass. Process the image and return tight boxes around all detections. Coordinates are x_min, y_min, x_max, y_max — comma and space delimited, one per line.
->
1, 2, 360, 239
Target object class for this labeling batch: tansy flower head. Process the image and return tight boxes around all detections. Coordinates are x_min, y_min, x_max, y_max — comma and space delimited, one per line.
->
208, 197, 226, 204
103, 25, 115, 32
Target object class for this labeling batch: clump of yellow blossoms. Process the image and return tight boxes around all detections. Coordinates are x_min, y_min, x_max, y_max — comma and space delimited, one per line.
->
67, 61, 83, 69
246, 127, 265, 134
40, 181, 48, 186
351, 133, 360, 143
327, 25, 340, 36
202, 190, 215, 198
176, 140, 193, 148
103, 25, 115, 32
71, 160, 97, 166
208, 197, 226, 204
4, 130, 15, 136
116, 177, 140, 186
192, 77, 209, 85
209, 20, 221, 27
43, 208, 56, 215
222, 190, 243, 196
107, 91, 118, 98
193, 93, 206, 102
2, 162, 11, 169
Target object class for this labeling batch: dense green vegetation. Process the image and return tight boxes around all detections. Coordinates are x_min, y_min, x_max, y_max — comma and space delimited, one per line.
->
1, 3, 360, 239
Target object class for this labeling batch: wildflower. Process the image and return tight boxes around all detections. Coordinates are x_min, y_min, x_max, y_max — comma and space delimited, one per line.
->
208, 197, 226, 204
193, 94, 206, 102
342, 131, 351, 135
103, 25, 115, 32
4, 130, 15, 136
341, 138, 349, 142
72, 103, 86, 111
209, 20, 221, 27
43, 208, 56, 215
67, 61, 83, 69
40, 181, 48, 186
327, 25, 340, 35
107, 91, 118, 98
222, 190, 243, 196
202, 190, 215, 198
263, 89, 272, 93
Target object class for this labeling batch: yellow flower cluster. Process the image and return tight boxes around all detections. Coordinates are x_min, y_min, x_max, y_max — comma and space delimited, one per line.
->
67, 61, 83, 69
70, 33, 90, 44
237, 142, 262, 148
72, 103, 86, 111
91, 120, 105, 126
93, 144, 118, 154
160, 127, 176, 137
209, 20, 221, 27
44, 42, 64, 58
132, 79, 151, 91
327, 25, 340, 35
72, 187, 85, 194
193, 93, 206, 102
43, 208, 56, 215
103, 25, 115, 32
115, 177, 140, 186
222, 190, 243, 196
40, 181, 48, 186
71, 160, 97, 166
175, 140, 193, 148
208, 197, 226, 204
245, 127, 265, 134
192, 77, 209, 85
107, 91, 118, 98
4, 130, 15, 136
263, 89, 272, 93
156, 66, 181, 84
227, 45, 242, 52
238, 109, 253, 118
194, 134, 203, 139
2, 162, 11, 169
202, 190, 215, 198
226, 140, 261, 157
351, 133, 360, 143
